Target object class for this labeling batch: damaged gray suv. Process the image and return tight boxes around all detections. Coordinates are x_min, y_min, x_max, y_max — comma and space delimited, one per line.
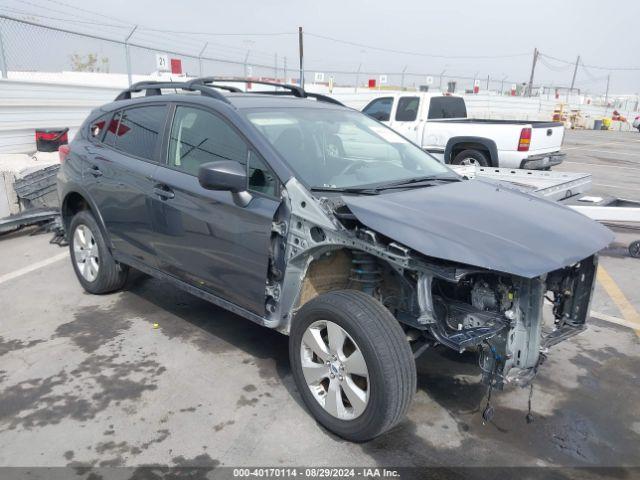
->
57, 78, 613, 441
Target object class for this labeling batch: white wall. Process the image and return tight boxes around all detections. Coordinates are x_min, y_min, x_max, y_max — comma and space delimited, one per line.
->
1, 78, 638, 154
0, 79, 120, 153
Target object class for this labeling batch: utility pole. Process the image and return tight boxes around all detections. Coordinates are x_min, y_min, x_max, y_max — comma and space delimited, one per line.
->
567, 54, 580, 102
400, 65, 407, 90
124, 25, 138, 87
355, 63, 361, 93
486, 75, 490, 91
527, 47, 538, 97
604, 74, 610, 111
298, 26, 304, 88
198, 42, 208, 77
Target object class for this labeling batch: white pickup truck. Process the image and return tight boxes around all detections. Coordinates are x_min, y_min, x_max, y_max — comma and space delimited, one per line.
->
360, 93, 566, 169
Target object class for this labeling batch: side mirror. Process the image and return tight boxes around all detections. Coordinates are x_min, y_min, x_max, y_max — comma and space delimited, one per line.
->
198, 160, 247, 193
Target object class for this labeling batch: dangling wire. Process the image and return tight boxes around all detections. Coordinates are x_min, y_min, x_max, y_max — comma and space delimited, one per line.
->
481, 340, 501, 424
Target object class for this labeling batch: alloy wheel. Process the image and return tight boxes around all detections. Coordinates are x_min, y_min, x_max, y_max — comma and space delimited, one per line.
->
73, 224, 100, 282
300, 320, 369, 420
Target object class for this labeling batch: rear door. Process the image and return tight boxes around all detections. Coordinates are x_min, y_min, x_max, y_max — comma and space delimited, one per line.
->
151, 104, 281, 315
87, 104, 168, 267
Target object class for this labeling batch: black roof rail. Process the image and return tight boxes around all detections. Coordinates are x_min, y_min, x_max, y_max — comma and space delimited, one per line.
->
189, 77, 344, 106
304, 92, 344, 106
190, 77, 306, 98
114, 81, 231, 104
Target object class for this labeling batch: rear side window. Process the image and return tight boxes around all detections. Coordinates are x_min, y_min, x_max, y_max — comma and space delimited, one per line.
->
167, 106, 248, 176
104, 105, 168, 160
362, 97, 393, 122
427, 97, 467, 119
395, 96, 420, 122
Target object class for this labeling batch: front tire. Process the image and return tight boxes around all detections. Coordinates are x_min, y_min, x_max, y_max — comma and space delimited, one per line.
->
69, 210, 128, 294
289, 290, 416, 441
452, 149, 489, 167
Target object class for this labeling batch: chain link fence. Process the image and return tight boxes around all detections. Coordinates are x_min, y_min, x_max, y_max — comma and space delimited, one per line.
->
0, 14, 289, 85
0, 13, 638, 113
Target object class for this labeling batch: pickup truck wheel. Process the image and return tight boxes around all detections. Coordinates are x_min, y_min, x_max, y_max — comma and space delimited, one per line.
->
69, 210, 128, 294
452, 149, 489, 167
289, 290, 416, 442
629, 240, 640, 258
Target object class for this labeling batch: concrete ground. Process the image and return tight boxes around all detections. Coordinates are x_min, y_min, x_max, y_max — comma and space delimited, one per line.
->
0, 129, 639, 474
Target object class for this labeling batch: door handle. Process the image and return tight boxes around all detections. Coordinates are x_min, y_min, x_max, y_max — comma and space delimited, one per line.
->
89, 165, 103, 177
153, 185, 175, 200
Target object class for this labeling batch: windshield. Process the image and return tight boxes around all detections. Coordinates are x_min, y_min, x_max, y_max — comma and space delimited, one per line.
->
244, 108, 451, 189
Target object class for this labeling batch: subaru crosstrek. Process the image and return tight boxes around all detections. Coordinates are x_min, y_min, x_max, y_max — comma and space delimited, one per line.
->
57, 78, 613, 441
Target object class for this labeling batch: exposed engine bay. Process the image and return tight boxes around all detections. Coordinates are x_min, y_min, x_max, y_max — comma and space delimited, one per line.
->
262, 179, 601, 400
264, 179, 610, 421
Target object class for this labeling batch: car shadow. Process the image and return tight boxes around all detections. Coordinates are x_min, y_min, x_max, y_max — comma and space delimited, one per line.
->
121, 272, 490, 420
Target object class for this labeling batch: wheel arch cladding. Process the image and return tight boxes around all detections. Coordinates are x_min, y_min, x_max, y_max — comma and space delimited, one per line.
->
445, 136, 498, 166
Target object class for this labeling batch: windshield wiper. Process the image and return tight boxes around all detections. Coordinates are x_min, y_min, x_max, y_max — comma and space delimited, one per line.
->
373, 175, 462, 191
310, 186, 380, 195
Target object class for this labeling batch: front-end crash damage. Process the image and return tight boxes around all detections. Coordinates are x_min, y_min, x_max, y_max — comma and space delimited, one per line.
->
264, 177, 612, 401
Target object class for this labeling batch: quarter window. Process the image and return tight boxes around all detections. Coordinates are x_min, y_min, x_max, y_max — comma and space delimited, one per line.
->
248, 150, 279, 197
168, 106, 248, 176
395, 97, 420, 122
89, 114, 110, 141
362, 97, 393, 122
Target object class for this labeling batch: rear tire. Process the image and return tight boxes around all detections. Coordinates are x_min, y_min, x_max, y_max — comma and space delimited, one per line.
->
452, 149, 489, 167
69, 210, 128, 294
289, 290, 416, 442
629, 240, 640, 259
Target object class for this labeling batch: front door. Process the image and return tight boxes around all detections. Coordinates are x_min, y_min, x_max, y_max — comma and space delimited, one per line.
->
388, 96, 421, 143
152, 105, 281, 315
86, 105, 168, 267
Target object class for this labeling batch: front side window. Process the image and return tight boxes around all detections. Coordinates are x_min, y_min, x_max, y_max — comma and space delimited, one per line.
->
104, 105, 168, 160
395, 97, 420, 122
168, 106, 248, 176
362, 97, 393, 122
245, 108, 450, 190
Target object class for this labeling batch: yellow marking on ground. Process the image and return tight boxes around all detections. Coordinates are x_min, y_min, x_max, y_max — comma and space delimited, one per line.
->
597, 265, 640, 336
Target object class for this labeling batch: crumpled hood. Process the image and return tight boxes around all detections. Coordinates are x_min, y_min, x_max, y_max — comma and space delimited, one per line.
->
343, 178, 614, 278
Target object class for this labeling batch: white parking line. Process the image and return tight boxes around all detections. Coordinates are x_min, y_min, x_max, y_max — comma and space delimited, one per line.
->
563, 161, 640, 171
563, 141, 627, 151
590, 311, 639, 330
0, 252, 69, 286
593, 182, 640, 191
583, 149, 640, 157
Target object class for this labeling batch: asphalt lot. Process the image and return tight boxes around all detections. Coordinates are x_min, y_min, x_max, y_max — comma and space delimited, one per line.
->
0, 129, 639, 475
558, 129, 640, 201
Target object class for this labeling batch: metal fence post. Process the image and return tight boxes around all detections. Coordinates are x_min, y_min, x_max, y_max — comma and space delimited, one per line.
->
124, 25, 137, 87
0, 21, 8, 79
